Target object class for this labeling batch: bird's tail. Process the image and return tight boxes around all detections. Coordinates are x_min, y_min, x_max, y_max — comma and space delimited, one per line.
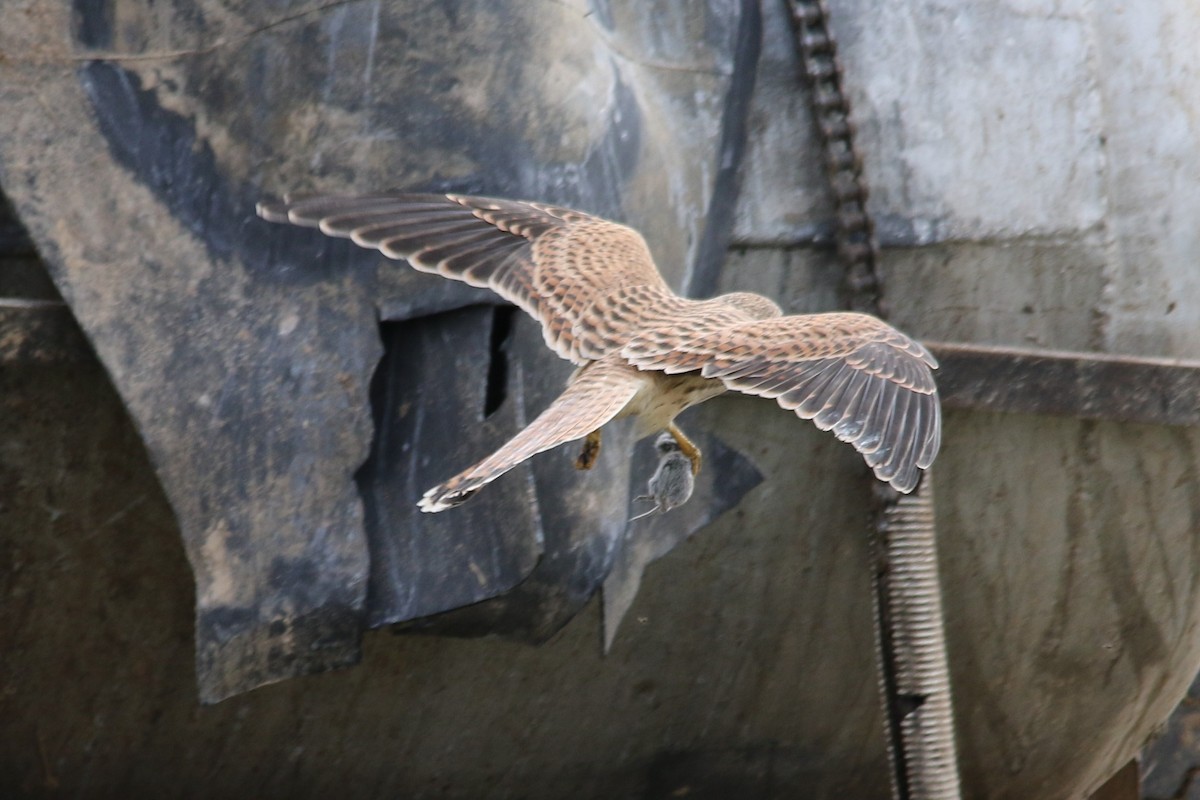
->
419, 358, 645, 512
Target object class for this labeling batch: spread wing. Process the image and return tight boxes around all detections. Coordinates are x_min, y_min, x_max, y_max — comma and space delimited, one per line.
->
622, 311, 941, 493
257, 193, 671, 364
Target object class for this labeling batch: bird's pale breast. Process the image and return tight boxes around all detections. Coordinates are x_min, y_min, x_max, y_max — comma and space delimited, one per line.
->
618, 367, 727, 438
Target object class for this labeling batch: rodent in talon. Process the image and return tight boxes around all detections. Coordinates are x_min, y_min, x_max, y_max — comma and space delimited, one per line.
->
631, 433, 695, 521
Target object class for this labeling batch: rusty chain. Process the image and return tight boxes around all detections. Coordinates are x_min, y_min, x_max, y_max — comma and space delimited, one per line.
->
788, 0, 884, 317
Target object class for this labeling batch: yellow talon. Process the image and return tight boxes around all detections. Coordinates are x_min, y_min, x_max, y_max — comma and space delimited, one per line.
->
667, 423, 702, 476
575, 429, 602, 470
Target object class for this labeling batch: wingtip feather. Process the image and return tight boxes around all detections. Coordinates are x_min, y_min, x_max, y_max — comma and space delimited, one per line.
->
256, 200, 289, 223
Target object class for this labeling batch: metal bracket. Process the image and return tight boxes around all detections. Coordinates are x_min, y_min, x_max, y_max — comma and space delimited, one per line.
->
930, 341, 1200, 427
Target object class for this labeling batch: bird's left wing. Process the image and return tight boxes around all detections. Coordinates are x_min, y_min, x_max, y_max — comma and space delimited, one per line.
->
258, 193, 670, 364
622, 311, 941, 493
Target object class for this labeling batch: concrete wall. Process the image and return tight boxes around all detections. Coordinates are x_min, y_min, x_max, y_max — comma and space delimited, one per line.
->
3, 0, 1200, 798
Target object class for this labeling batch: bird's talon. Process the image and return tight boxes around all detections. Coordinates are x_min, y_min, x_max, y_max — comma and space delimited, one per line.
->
575, 430, 602, 470
667, 423, 702, 476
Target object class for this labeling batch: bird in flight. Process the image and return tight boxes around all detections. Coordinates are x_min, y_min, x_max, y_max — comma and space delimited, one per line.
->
257, 193, 941, 512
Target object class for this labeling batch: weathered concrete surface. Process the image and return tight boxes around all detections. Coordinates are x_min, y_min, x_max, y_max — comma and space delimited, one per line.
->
727, 1, 1200, 797
811, 0, 1200, 359
4, 0, 1200, 798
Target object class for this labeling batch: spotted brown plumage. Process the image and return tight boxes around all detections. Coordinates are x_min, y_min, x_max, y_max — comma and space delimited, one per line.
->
257, 192, 942, 511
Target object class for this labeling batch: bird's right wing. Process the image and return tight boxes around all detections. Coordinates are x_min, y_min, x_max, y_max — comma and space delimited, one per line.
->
622, 311, 941, 493
258, 193, 671, 364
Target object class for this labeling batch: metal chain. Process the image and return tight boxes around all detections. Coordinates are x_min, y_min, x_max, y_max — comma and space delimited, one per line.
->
785, 2, 962, 799
787, 0, 883, 317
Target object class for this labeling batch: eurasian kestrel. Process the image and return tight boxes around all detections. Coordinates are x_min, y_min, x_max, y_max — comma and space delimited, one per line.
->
257, 193, 941, 512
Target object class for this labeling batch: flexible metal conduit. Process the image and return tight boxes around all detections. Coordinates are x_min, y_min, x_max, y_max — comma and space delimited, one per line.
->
872, 478, 962, 799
